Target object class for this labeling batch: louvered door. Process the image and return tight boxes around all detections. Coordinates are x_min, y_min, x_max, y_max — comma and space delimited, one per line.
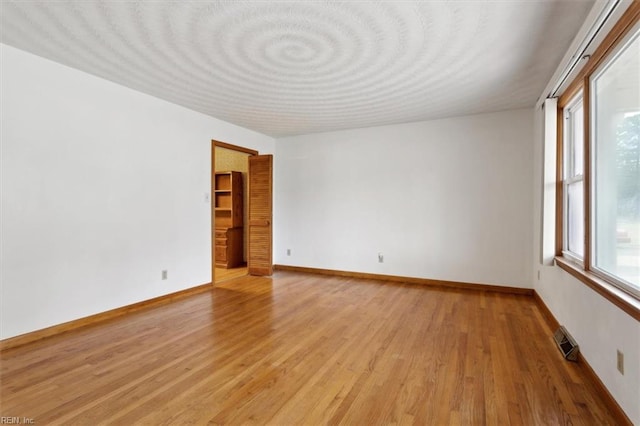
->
248, 155, 273, 276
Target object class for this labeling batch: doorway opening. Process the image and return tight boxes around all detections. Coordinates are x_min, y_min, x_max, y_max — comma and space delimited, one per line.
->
212, 141, 257, 284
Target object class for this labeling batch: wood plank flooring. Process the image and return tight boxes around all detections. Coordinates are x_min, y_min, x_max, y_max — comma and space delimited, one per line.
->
215, 265, 248, 284
0, 272, 620, 425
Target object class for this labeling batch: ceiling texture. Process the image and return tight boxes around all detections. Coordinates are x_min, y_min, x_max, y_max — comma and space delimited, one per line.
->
1, 1, 594, 137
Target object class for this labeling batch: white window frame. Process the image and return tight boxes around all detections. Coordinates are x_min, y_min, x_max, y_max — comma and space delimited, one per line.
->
562, 93, 585, 265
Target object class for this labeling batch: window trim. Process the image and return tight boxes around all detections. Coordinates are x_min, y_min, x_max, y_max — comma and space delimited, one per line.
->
555, 2, 640, 319
555, 256, 640, 321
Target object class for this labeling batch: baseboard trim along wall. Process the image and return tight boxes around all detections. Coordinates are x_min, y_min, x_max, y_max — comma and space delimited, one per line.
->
0, 282, 213, 351
274, 264, 534, 295
533, 291, 633, 426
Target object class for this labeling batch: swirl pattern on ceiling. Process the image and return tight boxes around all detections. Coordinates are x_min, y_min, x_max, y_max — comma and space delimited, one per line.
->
0, 1, 594, 137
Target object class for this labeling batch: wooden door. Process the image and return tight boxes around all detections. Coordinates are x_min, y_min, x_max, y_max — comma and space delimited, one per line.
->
248, 155, 273, 275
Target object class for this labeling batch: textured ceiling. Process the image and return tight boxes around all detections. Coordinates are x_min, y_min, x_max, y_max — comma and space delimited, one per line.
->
1, 1, 594, 137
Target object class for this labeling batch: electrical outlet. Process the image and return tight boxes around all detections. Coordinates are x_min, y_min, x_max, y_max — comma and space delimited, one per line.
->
204, 193, 210, 203
537, 270, 540, 280
617, 350, 624, 375
378, 253, 384, 263
286, 249, 291, 256
162, 270, 168, 280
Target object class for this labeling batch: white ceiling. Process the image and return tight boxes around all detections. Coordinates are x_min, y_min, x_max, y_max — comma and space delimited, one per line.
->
1, 1, 594, 137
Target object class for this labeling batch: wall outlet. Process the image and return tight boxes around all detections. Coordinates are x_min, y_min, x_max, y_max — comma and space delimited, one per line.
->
162, 270, 168, 280
378, 253, 384, 263
617, 350, 624, 375
204, 192, 210, 203
286, 249, 291, 256
537, 270, 540, 280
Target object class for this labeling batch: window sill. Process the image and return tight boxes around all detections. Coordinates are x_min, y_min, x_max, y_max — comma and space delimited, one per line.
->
555, 256, 640, 322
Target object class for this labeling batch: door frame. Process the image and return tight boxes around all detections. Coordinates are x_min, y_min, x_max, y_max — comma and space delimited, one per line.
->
211, 140, 259, 285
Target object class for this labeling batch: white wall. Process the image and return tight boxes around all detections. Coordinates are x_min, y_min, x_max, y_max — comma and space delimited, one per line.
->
274, 109, 534, 289
532, 105, 640, 425
0, 44, 274, 340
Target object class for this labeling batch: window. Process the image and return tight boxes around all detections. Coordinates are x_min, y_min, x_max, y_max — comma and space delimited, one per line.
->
590, 25, 640, 297
556, 5, 640, 313
563, 94, 585, 262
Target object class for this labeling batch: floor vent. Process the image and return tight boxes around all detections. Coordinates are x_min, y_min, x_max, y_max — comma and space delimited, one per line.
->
554, 326, 579, 361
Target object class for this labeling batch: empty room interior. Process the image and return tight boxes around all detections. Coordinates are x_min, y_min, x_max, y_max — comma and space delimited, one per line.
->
1, 1, 640, 425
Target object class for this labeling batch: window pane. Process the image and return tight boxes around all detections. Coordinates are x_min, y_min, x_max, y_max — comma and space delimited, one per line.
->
567, 180, 584, 257
563, 94, 584, 259
592, 29, 640, 290
572, 103, 584, 176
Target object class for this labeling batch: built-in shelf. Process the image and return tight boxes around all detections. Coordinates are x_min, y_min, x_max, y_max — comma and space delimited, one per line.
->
214, 171, 243, 268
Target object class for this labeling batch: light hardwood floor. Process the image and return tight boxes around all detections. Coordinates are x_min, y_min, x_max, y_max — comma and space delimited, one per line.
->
214, 265, 248, 284
1, 272, 621, 424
